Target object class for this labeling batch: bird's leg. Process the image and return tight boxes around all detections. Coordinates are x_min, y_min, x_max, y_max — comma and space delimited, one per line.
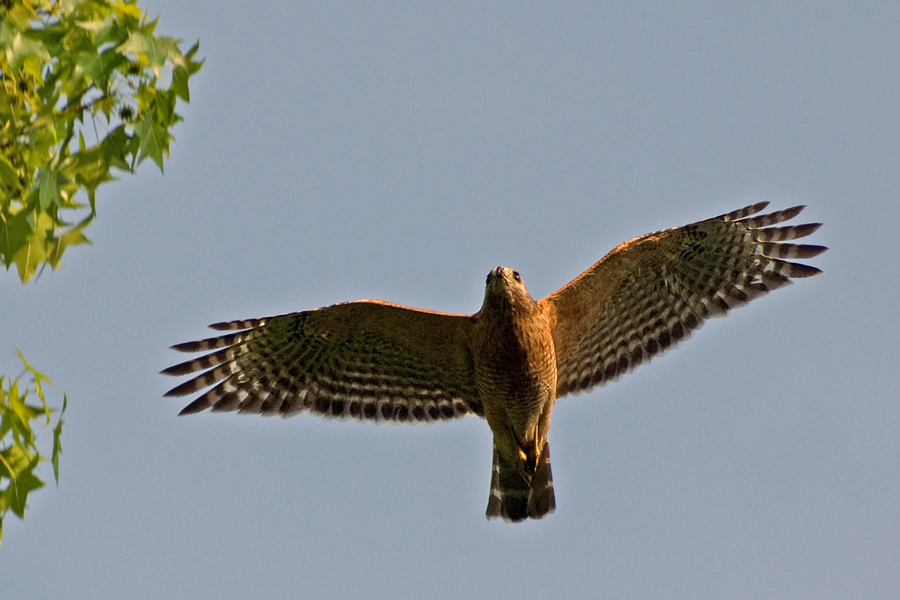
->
519, 439, 539, 477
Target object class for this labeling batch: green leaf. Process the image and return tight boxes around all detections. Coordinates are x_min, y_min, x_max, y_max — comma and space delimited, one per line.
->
96, 48, 130, 88
6, 30, 52, 71
0, 155, 18, 188
171, 65, 190, 102
70, 44, 130, 92
184, 40, 204, 75
15, 349, 57, 414
27, 122, 59, 166
48, 215, 93, 268
114, 0, 147, 23
1, 0, 203, 282
1, 209, 33, 269
52, 395, 66, 485
0, 448, 13, 482
134, 117, 171, 172
1, 444, 45, 519
119, 30, 178, 76
77, 20, 128, 48
73, 49, 102, 87
99, 124, 134, 172
11, 212, 54, 283
12, 241, 44, 283
38, 167, 60, 211
60, 24, 96, 54
8, 384, 42, 427
1, 352, 67, 545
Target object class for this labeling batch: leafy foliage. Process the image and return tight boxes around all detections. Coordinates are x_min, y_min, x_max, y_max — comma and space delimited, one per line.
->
0, 351, 66, 545
1, 0, 203, 282
0, 0, 201, 544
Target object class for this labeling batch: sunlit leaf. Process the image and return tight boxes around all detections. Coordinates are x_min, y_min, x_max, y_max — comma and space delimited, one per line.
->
0, 0, 202, 282
119, 30, 179, 76
15, 348, 56, 414
2, 444, 44, 519
6, 31, 52, 70
11, 212, 55, 283
8, 384, 42, 426
115, 0, 147, 22
1, 351, 66, 544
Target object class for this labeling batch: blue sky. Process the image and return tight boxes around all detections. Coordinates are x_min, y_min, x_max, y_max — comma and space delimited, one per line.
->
3, 2, 899, 598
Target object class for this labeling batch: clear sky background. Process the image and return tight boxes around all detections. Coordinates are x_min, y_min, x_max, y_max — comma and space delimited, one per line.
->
3, 2, 899, 598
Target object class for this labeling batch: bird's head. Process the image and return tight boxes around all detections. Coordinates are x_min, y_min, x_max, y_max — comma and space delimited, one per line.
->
478, 266, 537, 317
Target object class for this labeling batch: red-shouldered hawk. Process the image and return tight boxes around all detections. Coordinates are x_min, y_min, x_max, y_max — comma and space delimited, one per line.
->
163, 203, 826, 522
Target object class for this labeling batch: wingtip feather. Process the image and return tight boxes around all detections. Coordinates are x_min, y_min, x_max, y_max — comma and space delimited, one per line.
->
171, 340, 203, 353
178, 398, 211, 415
164, 379, 201, 398
788, 263, 823, 278
720, 201, 770, 221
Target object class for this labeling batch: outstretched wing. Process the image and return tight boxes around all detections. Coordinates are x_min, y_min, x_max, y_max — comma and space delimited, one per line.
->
163, 300, 481, 423
542, 202, 827, 397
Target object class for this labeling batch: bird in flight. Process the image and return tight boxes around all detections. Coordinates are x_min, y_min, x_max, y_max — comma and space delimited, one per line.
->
163, 202, 826, 522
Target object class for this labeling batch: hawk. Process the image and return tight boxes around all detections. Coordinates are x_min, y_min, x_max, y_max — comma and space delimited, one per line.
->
163, 203, 826, 522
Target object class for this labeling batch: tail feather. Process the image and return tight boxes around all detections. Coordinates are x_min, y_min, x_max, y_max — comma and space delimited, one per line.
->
528, 442, 555, 517
486, 441, 555, 522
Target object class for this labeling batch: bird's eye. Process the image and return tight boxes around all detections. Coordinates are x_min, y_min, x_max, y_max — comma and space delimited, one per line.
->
512, 271, 521, 282
486, 272, 492, 284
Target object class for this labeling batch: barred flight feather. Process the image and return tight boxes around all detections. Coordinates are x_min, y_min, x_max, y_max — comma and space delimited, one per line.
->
550, 203, 825, 398
165, 305, 481, 422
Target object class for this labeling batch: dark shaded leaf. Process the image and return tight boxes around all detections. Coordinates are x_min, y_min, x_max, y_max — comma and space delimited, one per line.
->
52, 395, 66, 485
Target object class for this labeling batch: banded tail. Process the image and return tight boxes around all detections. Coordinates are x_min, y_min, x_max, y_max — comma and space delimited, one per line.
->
486, 441, 555, 522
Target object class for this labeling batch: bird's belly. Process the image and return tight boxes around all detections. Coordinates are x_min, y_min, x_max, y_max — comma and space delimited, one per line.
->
475, 327, 557, 446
